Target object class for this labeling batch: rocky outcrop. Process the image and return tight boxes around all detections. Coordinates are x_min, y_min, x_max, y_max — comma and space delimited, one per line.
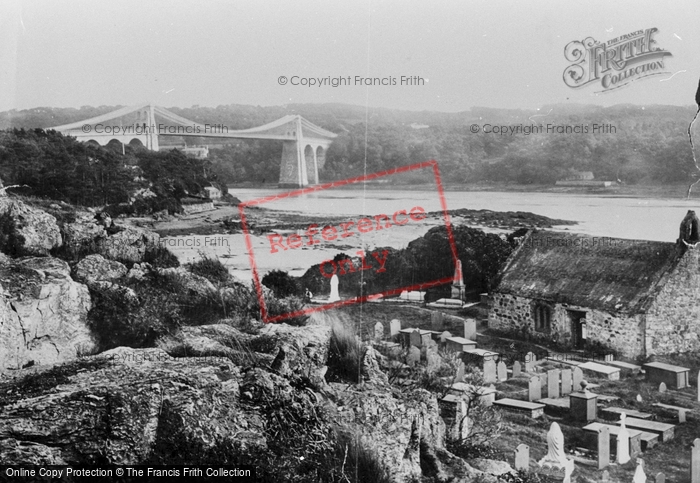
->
61, 213, 107, 255
157, 267, 217, 295
73, 254, 127, 284
0, 257, 95, 372
97, 225, 159, 263
0, 198, 62, 256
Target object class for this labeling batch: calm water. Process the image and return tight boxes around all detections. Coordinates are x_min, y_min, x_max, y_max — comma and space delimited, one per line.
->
165, 188, 697, 281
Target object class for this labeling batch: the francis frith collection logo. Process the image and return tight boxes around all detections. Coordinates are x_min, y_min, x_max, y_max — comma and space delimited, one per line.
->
563, 28, 672, 92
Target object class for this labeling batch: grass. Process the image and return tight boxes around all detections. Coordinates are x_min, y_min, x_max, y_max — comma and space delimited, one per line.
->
326, 319, 364, 384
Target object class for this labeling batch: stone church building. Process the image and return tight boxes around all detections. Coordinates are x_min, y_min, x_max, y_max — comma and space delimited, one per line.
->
488, 230, 700, 360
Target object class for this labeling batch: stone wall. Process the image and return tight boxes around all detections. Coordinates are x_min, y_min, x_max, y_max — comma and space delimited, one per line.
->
645, 248, 700, 355
181, 202, 215, 215
488, 292, 644, 359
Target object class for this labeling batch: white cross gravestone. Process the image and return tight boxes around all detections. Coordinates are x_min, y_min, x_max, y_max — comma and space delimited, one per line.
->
513, 361, 522, 378
617, 413, 630, 465
483, 359, 497, 384
390, 319, 401, 337
514, 443, 529, 471
497, 361, 507, 382
374, 322, 384, 342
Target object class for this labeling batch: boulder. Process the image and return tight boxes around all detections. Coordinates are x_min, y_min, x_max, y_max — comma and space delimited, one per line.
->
61, 215, 106, 254
0, 198, 62, 256
73, 254, 127, 284
97, 225, 159, 263
0, 257, 95, 372
157, 267, 217, 295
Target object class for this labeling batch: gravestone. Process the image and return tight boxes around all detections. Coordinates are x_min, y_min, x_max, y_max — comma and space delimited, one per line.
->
329, 274, 340, 302
633, 458, 646, 483
457, 400, 470, 441
605, 354, 614, 362
537, 422, 575, 483
513, 361, 522, 378
655, 472, 665, 483
497, 361, 507, 382
410, 330, 422, 348
561, 368, 573, 396
529, 375, 541, 402
600, 470, 610, 483
390, 319, 401, 337
692, 438, 700, 483
407, 346, 420, 367
455, 362, 465, 383
464, 318, 477, 340
598, 425, 610, 470
617, 413, 630, 465
525, 352, 536, 372
483, 359, 497, 384
659, 382, 667, 393
440, 331, 452, 344
548, 369, 561, 399
431, 311, 443, 330
573, 367, 584, 391
374, 322, 384, 342
514, 443, 529, 471
426, 351, 440, 374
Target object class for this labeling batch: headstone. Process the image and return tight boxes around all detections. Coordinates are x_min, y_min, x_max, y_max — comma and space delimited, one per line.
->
464, 318, 477, 340
617, 413, 630, 465
529, 375, 542, 402
390, 319, 401, 337
659, 382, 667, 393
514, 443, 529, 471
633, 458, 646, 483
426, 351, 440, 374
561, 369, 573, 396
655, 472, 665, 483
457, 399, 470, 441
513, 361, 522, 378
598, 425, 610, 470
410, 330, 422, 348
431, 311, 443, 330
548, 369, 561, 399
440, 331, 452, 344
537, 422, 575, 483
692, 438, 700, 483
374, 322, 384, 341
525, 352, 536, 372
329, 274, 340, 302
601, 470, 610, 483
483, 359, 497, 384
605, 354, 614, 362
497, 361, 507, 382
407, 346, 420, 367
573, 367, 584, 391
455, 362, 465, 383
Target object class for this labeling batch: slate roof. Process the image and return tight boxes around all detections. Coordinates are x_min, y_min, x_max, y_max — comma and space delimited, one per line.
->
494, 230, 684, 314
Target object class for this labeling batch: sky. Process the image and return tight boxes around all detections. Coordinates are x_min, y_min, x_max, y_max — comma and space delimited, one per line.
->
1, 0, 699, 113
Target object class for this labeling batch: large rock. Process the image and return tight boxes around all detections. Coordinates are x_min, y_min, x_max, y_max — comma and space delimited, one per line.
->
73, 254, 127, 284
0, 198, 62, 256
61, 214, 107, 255
97, 225, 159, 263
157, 267, 217, 295
0, 257, 95, 372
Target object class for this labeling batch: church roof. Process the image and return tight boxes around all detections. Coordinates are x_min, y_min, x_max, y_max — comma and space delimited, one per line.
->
494, 230, 684, 314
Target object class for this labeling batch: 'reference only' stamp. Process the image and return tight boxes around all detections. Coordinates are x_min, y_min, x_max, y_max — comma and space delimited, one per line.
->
239, 160, 459, 323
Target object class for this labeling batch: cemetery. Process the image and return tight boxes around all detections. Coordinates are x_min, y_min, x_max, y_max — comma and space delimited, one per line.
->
340, 296, 700, 482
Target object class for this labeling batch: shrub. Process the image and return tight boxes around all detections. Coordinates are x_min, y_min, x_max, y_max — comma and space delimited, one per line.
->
186, 253, 230, 284
326, 320, 364, 383
144, 245, 180, 268
261, 269, 301, 298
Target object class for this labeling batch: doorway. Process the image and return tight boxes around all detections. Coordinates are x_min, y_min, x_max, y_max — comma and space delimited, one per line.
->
568, 310, 587, 349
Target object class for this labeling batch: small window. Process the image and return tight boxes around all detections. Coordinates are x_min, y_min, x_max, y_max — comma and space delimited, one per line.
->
534, 304, 551, 332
